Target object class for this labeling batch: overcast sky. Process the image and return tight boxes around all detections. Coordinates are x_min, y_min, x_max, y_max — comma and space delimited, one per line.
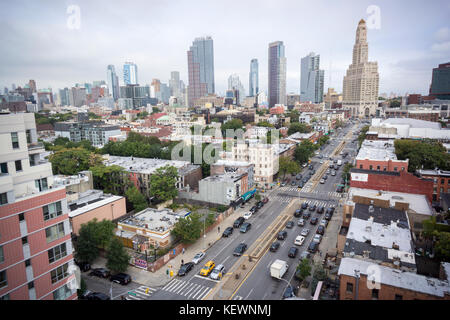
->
1, 0, 449, 97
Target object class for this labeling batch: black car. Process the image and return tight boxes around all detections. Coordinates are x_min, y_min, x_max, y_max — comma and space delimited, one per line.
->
309, 204, 317, 212
110, 273, 131, 285
233, 217, 245, 228
240, 222, 252, 233
325, 207, 335, 215
296, 174, 302, 180
325, 212, 332, 221
178, 262, 194, 276
310, 217, 318, 225
308, 241, 319, 253
222, 227, 233, 237
301, 202, 308, 210
256, 201, 264, 209
277, 230, 288, 240
309, 165, 314, 170
316, 225, 325, 235
302, 178, 308, 183
233, 243, 248, 256
89, 268, 110, 279
323, 175, 328, 180
269, 242, 280, 252
286, 220, 295, 229
75, 259, 91, 272
250, 206, 258, 213
288, 247, 298, 258
336, 186, 344, 193
81, 291, 110, 300
302, 211, 311, 220
317, 206, 324, 214
282, 286, 298, 299
298, 181, 304, 188
291, 180, 297, 186
294, 209, 303, 218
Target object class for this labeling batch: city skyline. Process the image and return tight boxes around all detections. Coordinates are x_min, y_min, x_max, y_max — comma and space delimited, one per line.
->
0, 0, 449, 97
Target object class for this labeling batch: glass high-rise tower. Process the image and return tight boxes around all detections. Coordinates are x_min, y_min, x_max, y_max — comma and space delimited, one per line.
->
187, 36, 215, 107
249, 59, 259, 97
123, 62, 138, 85
268, 41, 286, 107
106, 65, 120, 100
300, 53, 324, 103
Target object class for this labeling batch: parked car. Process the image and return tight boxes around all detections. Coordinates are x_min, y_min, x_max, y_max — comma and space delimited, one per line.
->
250, 206, 258, 213
81, 291, 110, 300
317, 206, 324, 214
323, 175, 328, 180
301, 202, 308, 210
75, 259, 91, 272
294, 209, 303, 218
192, 252, 206, 264
277, 230, 288, 240
297, 218, 305, 226
336, 185, 344, 193
300, 228, 310, 237
110, 273, 131, 285
233, 243, 248, 256
310, 217, 318, 225
282, 286, 298, 299
222, 227, 233, 237
302, 178, 308, 183
299, 251, 311, 260
178, 262, 195, 276
302, 211, 311, 220
325, 212, 332, 220
316, 225, 325, 235
240, 222, 252, 233
256, 201, 264, 209
288, 247, 298, 258
263, 197, 269, 204
313, 234, 322, 244
308, 241, 319, 253
281, 181, 287, 187
286, 220, 295, 229
199, 261, 215, 277
298, 181, 305, 188
210, 264, 226, 280
89, 268, 110, 279
309, 204, 317, 212
291, 180, 297, 186
243, 211, 253, 220
233, 217, 245, 228
294, 235, 305, 246
319, 179, 325, 184
326, 169, 331, 174
331, 170, 336, 176
270, 242, 281, 252
320, 219, 328, 228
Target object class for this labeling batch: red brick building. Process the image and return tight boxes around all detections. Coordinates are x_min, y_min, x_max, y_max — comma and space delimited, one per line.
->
355, 140, 409, 173
416, 169, 450, 202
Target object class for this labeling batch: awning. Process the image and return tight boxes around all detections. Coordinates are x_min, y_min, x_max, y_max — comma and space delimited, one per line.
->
241, 189, 256, 201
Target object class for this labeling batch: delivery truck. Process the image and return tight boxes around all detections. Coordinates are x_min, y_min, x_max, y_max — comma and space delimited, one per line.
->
270, 259, 289, 279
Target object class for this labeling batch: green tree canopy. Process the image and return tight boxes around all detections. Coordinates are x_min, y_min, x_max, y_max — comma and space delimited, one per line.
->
75, 221, 99, 264
433, 231, 450, 262
90, 164, 128, 195
288, 122, 312, 135
294, 140, 317, 164
49, 148, 103, 175
221, 119, 244, 133
341, 163, 354, 183
394, 139, 450, 172
257, 121, 274, 128
171, 212, 203, 244
279, 157, 300, 179
106, 238, 130, 273
357, 125, 370, 147
125, 185, 148, 212
149, 165, 179, 202
296, 258, 312, 282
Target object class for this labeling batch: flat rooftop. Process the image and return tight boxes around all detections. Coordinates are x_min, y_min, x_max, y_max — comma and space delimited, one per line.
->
68, 190, 123, 218
348, 187, 433, 216
202, 172, 244, 183
356, 140, 402, 161
119, 208, 191, 233
380, 118, 441, 129
338, 257, 450, 297
214, 159, 252, 167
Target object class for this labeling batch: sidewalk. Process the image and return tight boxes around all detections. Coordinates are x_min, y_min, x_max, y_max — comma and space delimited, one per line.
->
90, 193, 278, 289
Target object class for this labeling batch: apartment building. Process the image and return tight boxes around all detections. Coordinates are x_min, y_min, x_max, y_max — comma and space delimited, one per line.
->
0, 112, 76, 300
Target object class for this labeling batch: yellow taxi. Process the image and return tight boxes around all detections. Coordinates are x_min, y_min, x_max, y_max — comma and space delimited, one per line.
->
199, 260, 215, 277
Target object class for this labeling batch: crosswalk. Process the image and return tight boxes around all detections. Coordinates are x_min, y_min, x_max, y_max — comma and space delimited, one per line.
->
161, 279, 212, 300
126, 285, 157, 300
275, 187, 342, 199
233, 295, 243, 300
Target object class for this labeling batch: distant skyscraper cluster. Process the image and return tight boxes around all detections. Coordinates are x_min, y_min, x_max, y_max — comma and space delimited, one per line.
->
268, 41, 287, 107
300, 52, 324, 103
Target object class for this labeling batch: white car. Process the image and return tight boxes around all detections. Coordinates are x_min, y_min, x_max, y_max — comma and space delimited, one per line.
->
320, 179, 325, 184
294, 235, 306, 246
313, 234, 322, 243
297, 218, 305, 226
300, 228, 309, 237
192, 252, 206, 264
210, 264, 226, 280
243, 211, 253, 219
319, 219, 328, 228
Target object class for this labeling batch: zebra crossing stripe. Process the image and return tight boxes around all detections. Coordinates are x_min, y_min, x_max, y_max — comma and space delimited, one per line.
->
179, 282, 197, 296
163, 279, 179, 291
196, 287, 212, 300
233, 295, 243, 300
173, 281, 190, 294
188, 284, 202, 298
168, 280, 186, 292
183, 283, 198, 297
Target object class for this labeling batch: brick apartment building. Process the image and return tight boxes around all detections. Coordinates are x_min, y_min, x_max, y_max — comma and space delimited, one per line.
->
0, 112, 76, 300
416, 169, 450, 202
355, 140, 409, 172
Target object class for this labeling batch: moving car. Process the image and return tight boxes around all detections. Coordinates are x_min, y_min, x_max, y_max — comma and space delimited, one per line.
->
240, 222, 252, 233
294, 235, 305, 246
110, 273, 131, 285
222, 227, 233, 237
233, 243, 248, 256
294, 209, 303, 218
199, 261, 215, 276
320, 179, 325, 184
178, 262, 194, 276
317, 206, 324, 214
192, 252, 206, 264
313, 234, 322, 244
263, 197, 269, 204
210, 264, 226, 280
302, 211, 311, 220
250, 206, 258, 213
297, 218, 305, 226
325, 212, 332, 220
331, 170, 336, 176
270, 242, 281, 252
286, 220, 295, 229
323, 175, 328, 180
243, 211, 253, 220
301, 202, 308, 210
80, 291, 110, 300
233, 217, 245, 228
336, 185, 344, 193
298, 181, 304, 188
302, 177, 309, 183
310, 217, 318, 225
309, 204, 317, 212
281, 181, 287, 187
256, 201, 264, 209
288, 247, 298, 258
89, 268, 110, 279
277, 230, 288, 240
291, 180, 297, 186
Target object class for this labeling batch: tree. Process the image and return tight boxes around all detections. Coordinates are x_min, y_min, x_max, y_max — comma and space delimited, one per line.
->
285, 110, 300, 123
390, 99, 401, 108
394, 139, 450, 172
88, 112, 101, 120
106, 238, 130, 273
75, 221, 100, 264
296, 258, 312, 282
171, 212, 203, 243
310, 263, 327, 295
288, 123, 312, 135
341, 163, 354, 184
294, 140, 317, 164
255, 192, 261, 201
257, 121, 274, 128
357, 125, 370, 147
221, 119, 244, 133
125, 185, 148, 212
90, 164, 128, 195
149, 165, 179, 202
49, 148, 103, 175
318, 135, 330, 147
279, 157, 300, 180
433, 231, 450, 262
96, 219, 116, 249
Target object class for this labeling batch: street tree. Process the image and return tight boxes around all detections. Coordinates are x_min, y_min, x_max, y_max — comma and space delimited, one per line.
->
171, 212, 203, 243
294, 140, 317, 165
89, 164, 128, 195
150, 165, 179, 202
279, 157, 300, 180
75, 221, 100, 264
106, 238, 130, 274
296, 258, 312, 282
125, 185, 148, 213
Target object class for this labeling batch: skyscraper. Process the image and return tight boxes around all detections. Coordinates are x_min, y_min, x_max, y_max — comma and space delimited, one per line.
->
187, 36, 215, 107
106, 65, 120, 100
342, 19, 379, 118
169, 71, 181, 97
268, 41, 286, 107
429, 62, 450, 100
300, 52, 324, 103
228, 74, 246, 105
249, 59, 259, 97
123, 61, 138, 85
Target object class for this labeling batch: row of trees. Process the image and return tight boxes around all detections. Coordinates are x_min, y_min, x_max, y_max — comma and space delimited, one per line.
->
288, 123, 312, 136
394, 139, 450, 172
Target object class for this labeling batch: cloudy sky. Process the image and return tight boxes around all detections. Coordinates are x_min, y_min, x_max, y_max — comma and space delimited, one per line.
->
1, 0, 449, 96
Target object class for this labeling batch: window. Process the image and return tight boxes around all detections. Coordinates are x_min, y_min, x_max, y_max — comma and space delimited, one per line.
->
441, 179, 445, 184
15, 160, 22, 172
29, 155, 35, 167
395, 294, 403, 300
28, 281, 34, 289
48, 243, 67, 264
346, 282, 353, 293
369, 165, 373, 170
43, 202, 62, 221
394, 167, 398, 171
35, 178, 48, 192
51, 263, 69, 284
401, 167, 405, 171
0, 193, 7, 205
11, 132, 19, 149
19, 213, 25, 221
25, 259, 31, 267
359, 164, 363, 169
372, 289, 379, 299
377, 166, 380, 171
26, 130, 32, 144
0, 163, 7, 175
441, 188, 444, 193
0, 246, 4, 263
383, 167, 387, 171
45, 222, 65, 243
0, 294, 10, 300
0, 270, 7, 289
22, 237, 28, 245
53, 284, 72, 300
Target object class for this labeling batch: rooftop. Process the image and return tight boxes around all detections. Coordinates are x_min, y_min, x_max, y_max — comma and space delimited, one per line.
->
53, 171, 91, 187
202, 172, 245, 183
417, 169, 450, 177
356, 140, 402, 162
379, 118, 441, 130
338, 257, 450, 297
68, 190, 123, 218
214, 159, 252, 167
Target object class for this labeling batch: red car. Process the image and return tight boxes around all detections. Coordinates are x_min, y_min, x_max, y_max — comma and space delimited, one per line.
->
263, 197, 269, 204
